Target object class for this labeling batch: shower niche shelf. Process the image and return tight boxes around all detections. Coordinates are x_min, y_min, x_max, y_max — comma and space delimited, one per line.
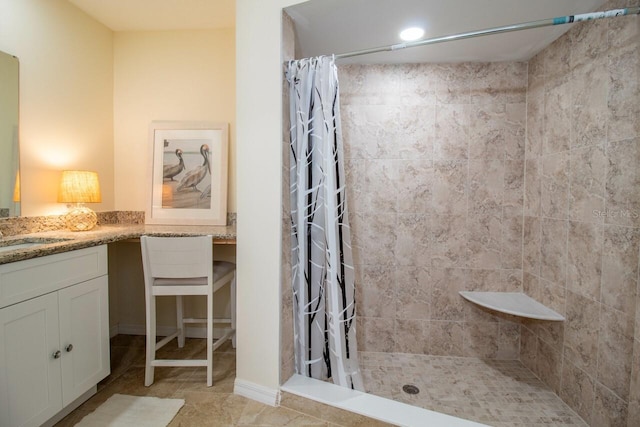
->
459, 291, 565, 321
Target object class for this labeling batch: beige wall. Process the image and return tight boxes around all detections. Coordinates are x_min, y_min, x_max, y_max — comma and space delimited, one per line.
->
113, 29, 236, 213
0, 0, 114, 217
236, 0, 303, 397
521, 1, 640, 425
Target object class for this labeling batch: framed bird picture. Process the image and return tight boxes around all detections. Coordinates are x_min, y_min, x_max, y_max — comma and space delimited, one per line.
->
147, 121, 228, 225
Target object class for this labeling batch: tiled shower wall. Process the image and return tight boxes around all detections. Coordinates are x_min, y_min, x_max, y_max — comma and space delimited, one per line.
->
521, 1, 640, 425
339, 62, 528, 359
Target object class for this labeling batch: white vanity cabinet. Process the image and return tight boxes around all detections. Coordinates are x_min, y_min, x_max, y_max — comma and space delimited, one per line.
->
0, 245, 110, 427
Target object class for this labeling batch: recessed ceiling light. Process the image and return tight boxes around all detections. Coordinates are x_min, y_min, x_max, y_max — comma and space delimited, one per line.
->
399, 27, 425, 42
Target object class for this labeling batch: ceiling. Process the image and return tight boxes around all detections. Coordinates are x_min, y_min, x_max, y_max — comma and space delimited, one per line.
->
68, 0, 235, 31
285, 0, 607, 63
67, 0, 610, 63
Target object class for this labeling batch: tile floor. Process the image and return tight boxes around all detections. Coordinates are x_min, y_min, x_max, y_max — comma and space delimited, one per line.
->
54, 336, 391, 427
55, 336, 588, 427
359, 351, 588, 426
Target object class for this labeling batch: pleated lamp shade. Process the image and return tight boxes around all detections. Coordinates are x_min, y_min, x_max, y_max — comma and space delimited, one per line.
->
58, 170, 102, 231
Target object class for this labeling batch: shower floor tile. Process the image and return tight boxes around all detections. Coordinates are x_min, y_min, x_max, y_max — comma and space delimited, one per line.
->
359, 352, 587, 426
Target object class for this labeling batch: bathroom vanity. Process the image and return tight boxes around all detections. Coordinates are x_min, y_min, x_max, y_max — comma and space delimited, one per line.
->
0, 223, 236, 427
0, 246, 109, 427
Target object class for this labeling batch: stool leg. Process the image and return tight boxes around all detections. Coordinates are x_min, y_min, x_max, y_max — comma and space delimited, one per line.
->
231, 272, 237, 348
207, 290, 213, 387
145, 295, 156, 387
176, 295, 185, 348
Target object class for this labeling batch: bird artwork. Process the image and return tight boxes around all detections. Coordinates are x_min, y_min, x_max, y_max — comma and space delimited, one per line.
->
163, 149, 185, 181
177, 144, 210, 192
200, 184, 211, 199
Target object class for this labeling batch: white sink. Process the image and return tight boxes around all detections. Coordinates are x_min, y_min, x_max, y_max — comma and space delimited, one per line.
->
0, 238, 71, 253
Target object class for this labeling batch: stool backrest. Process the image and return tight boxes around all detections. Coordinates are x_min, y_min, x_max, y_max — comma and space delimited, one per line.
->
140, 235, 213, 282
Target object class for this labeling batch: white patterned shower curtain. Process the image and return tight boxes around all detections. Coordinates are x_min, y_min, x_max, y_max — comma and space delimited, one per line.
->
286, 56, 363, 390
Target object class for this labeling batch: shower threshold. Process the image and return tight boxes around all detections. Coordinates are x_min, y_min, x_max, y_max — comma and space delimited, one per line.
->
281, 374, 487, 427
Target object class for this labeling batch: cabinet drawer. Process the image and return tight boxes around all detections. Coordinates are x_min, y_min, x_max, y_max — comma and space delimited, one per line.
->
0, 245, 107, 309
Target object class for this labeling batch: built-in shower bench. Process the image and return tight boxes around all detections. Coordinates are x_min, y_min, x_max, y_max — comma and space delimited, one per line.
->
459, 291, 565, 321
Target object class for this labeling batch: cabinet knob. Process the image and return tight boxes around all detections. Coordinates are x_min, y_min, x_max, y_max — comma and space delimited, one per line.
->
65, 344, 74, 352
52, 350, 61, 359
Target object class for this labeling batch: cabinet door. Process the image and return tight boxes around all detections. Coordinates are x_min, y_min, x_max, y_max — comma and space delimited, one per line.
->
0, 293, 62, 427
58, 276, 110, 406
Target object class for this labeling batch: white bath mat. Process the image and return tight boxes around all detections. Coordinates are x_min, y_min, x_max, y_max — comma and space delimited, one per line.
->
75, 394, 184, 427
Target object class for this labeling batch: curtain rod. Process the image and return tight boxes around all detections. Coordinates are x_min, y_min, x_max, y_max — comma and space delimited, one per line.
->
334, 7, 640, 60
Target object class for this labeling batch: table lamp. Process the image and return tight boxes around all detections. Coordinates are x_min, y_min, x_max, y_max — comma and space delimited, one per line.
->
58, 170, 102, 231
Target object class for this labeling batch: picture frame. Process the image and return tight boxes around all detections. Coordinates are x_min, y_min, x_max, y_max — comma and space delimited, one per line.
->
146, 121, 228, 225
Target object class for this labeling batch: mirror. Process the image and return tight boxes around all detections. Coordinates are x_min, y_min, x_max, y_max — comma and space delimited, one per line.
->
0, 50, 19, 217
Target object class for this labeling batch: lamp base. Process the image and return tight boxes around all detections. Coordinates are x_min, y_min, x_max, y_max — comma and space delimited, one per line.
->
64, 206, 97, 231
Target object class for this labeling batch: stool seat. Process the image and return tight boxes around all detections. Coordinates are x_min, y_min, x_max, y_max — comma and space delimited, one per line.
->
141, 235, 236, 387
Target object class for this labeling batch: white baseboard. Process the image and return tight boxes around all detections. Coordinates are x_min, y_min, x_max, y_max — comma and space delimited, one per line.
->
114, 323, 232, 340
234, 379, 281, 407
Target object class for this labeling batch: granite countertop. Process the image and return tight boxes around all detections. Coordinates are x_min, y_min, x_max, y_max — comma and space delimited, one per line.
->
0, 224, 236, 265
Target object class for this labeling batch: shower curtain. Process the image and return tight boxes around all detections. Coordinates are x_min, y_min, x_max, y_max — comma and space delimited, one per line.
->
286, 56, 363, 391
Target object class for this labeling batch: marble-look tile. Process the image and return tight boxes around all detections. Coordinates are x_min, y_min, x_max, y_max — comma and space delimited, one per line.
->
540, 218, 568, 286
343, 158, 367, 213
394, 319, 430, 354
463, 321, 499, 358
428, 321, 464, 356
628, 339, 640, 427
340, 105, 400, 159
539, 278, 567, 320
567, 221, 603, 301
536, 338, 562, 394
395, 214, 430, 266
560, 360, 595, 425
501, 212, 523, 270
468, 158, 504, 216
364, 159, 398, 213
570, 18, 608, 69
467, 213, 502, 269
607, 46, 640, 143
338, 64, 401, 107
535, 316, 565, 352
543, 77, 571, 154
429, 215, 468, 268
432, 160, 467, 215
525, 92, 544, 157
468, 104, 506, 160
544, 35, 571, 79
541, 152, 570, 220
592, 383, 628, 427
469, 62, 527, 105
523, 216, 541, 275
519, 325, 538, 373
505, 103, 526, 160
524, 158, 541, 217
569, 144, 607, 223
359, 264, 396, 319
503, 159, 524, 210
359, 317, 395, 353
434, 63, 471, 105
430, 268, 468, 321
601, 225, 640, 316
359, 213, 397, 266
397, 159, 433, 213
434, 104, 470, 160
605, 137, 640, 228
528, 51, 545, 93
398, 64, 437, 106
394, 105, 437, 158
395, 265, 431, 320
496, 321, 520, 360
564, 291, 600, 377
523, 271, 541, 300
571, 60, 608, 149
597, 305, 634, 401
